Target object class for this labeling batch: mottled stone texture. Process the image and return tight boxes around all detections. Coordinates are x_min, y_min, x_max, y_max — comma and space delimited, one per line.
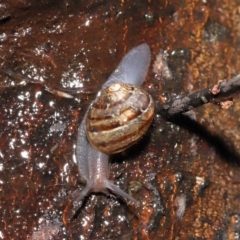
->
0, 0, 240, 239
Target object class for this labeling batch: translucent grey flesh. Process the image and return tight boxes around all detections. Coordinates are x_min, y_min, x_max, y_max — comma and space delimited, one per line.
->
75, 43, 151, 205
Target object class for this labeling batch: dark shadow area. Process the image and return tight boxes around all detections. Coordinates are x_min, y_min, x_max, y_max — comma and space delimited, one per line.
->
169, 114, 240, 166
0, 16, 11, 24
111, 131, 152, 164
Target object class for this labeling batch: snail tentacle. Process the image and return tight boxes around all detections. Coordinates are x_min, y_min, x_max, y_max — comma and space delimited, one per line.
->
107, 182, 140, 205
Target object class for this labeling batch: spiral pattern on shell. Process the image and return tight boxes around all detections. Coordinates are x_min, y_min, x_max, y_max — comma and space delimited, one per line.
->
86, 82, 155, 154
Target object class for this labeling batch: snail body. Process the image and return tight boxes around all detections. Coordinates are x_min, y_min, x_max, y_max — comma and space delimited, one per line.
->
75, 43, 152, 206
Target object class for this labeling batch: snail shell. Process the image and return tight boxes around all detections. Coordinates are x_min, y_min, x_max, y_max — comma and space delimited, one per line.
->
86, 82, 155, 154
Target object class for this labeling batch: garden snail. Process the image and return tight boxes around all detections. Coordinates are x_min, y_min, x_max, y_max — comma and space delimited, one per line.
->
74, 43, 153, 206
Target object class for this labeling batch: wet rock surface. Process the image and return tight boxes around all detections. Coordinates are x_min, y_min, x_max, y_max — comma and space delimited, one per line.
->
0, 0, 240, 239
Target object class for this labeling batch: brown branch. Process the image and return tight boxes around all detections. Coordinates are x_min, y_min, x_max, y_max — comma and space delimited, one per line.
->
0, 69, 98, 97
2, 69, 240, 119
157, 74, 240, 118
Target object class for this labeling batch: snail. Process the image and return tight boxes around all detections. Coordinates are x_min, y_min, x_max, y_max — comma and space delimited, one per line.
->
74, 43, 153, 206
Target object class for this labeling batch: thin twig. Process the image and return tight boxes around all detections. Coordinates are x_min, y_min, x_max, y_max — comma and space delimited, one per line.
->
2, 69, 240, 118
1, 69, 98, 97
157, 74, 240, 118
